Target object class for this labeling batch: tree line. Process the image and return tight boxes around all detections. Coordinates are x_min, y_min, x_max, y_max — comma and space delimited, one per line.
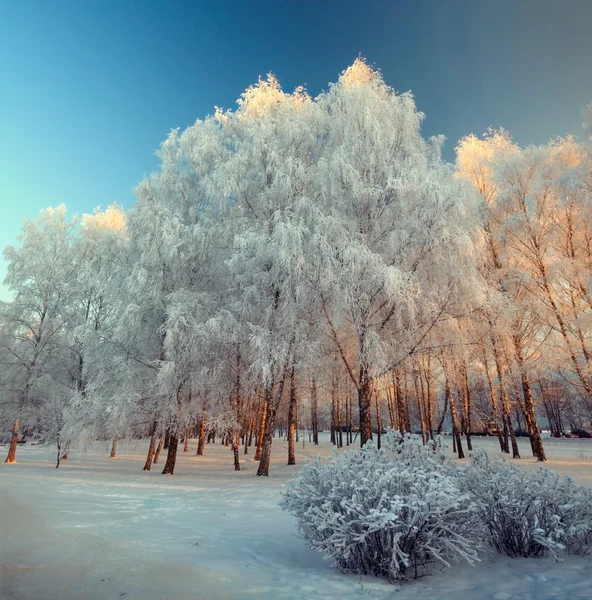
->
1, 59, 591, 473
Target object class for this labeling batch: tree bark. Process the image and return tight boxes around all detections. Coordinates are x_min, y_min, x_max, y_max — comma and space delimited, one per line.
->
161, 434, 179, 475
358, 362, 373, 447
254, 390, 269, 461
310, 378, 319, 445
109, 437, 117, 458
491, 335, 520, 458
287, 366, 297, 465
183, 428, 190, 453
143, 421, 158, 471
257, 369, 288, 477
462, 362, 473, 451
197, 417, 206, 456
444, 366, 464, 459
4, 420, 19, 464
153, 435, 165, 464
231, 436, 241, 471
374, 390, 382, 450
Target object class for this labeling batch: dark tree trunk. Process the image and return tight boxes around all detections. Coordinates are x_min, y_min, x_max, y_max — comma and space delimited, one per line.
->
163, 431, 170, 450
358, 363, 373, 447
197, 417, 206, 456
257, 370, 288, 477
231, 437, 240, 471
310, 378, 319, 445
491, 335, 520, 458
445, 369, 465, 459
153, 435, 165, 464
161, 434, 179, 475
287, 366, 297, 465
386, 384, 397, 430
462, 362, 473, 451
520, 371, 546, 461
183, 428, 190, 453
374, 390, 382, 450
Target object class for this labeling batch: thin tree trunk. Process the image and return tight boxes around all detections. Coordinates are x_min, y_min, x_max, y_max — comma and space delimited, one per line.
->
462, 362, 473, 451
374, 390, 382, 450
519, 370, 546, 461
482, 346, 506, 452
153, 434, 164, 464
444, 366, 464, 459
244, 415, 255, 454
183, 428, 190, 453
310, 378, 319, 445
143, 420, 158, 471
287, 366, 297, 465
491, 335, 520, 458
231, 436, 240, 471
109, 437, 118, 458
254, 390, 269, 461
4, 419, 19, 465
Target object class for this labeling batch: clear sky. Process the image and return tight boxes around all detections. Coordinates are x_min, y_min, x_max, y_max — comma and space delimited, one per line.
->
1, 0, 591, 299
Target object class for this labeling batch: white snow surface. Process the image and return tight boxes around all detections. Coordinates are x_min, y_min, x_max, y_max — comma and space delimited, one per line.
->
1, 435, 592, 600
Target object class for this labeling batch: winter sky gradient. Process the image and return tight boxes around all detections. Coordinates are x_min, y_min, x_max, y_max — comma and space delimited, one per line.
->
1, 0, 591, 299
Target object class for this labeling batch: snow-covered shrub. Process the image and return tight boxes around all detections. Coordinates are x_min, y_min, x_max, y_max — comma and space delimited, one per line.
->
281, 434, 481, 581
554, 477, 592, 556
461, 451, 592, 559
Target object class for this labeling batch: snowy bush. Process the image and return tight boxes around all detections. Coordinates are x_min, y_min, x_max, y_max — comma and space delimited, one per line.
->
461, 451, 592, 559
281, 434, 481, 581
552, 476, 592, 556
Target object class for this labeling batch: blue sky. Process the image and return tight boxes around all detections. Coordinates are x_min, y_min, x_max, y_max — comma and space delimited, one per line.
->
1, 0, 591, 299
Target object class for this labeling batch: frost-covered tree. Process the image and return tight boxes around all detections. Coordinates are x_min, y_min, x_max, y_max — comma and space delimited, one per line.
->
312, 59, 484, 446
0, 206, 78, 463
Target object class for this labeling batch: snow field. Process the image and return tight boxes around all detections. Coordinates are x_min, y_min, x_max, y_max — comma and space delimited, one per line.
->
1, 434, 592, 599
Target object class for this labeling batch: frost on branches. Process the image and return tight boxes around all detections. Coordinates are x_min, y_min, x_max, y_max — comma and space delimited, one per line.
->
463, 450, 592, 558
281, 433, 481, 581
281, 433, 592, 583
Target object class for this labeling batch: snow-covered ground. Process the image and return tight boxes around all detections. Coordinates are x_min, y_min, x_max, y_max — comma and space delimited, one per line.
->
1, 435, 591, 600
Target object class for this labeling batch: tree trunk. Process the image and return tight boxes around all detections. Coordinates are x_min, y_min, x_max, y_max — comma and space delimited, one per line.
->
482, 346, 506, 452
374, 390, 382, 450
491, 335, 520, 458
462, 363, 473, 451
520, 371, 546, 461
231, 437, 240, 471
153, 435, 164, 464
257, 369, 288, 477
444, 368, 464, 459
254, 391, 269, 461
183, 428, 190, 453
386, 384, 397, 430
197, 417, 206, 456
358, 363, 373, 447
287, 366, 297, 465
161, 434, 178, 475
244, 415, 255, 454
143, 421, 158, 471
4, 419, 19, 465
310, 378, 319, 445
109, 437, 118, 458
